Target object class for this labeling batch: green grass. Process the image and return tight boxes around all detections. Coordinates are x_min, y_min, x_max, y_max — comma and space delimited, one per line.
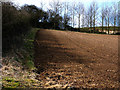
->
23, 28, 40, 70
2, 28, 40, 88
2, 77, 40, 88
77, 26, 120, 31
3, 77, 20, 88
74, 26, 120, 35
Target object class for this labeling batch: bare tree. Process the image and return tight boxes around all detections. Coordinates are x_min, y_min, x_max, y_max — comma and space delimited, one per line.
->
105, 6, 111, 34
63, 2, 69, 29
70, 2, 76, 28
49, 0, 61, 15
72, 3, 75, 28
76, 2, 84, 30
49, 0, 62, 29
112, 3, 117, 32
40, 0, 45, 10
92, 2, 98, 32
101, 6, 105, 32
88, 2, 98, 32
89, 3, 93, 31
81, 7, 85, 28
118, 2, 120, 31
85, 8, 90, 28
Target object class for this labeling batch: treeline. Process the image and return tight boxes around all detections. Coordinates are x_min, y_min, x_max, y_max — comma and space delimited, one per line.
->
2, 2, 69, 53
21, 4, 64, 29
2, 1, 120, 53
46, 1, 120, 34
43, 0, 120, 33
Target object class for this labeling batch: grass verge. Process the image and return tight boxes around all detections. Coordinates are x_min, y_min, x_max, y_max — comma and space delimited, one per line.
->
2, 28, 41, 88
23, 28, 39, 70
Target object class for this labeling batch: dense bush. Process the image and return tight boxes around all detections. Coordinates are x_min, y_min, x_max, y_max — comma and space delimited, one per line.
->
2, 2, 31, 53
2, 2, 66, 54
21, 5, 63, 29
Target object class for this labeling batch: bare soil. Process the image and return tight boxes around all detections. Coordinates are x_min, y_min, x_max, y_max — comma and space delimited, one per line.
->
34, 29, 119, 88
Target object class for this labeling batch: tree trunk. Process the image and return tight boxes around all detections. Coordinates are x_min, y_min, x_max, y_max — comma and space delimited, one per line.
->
102, 17, 104, 32
78, 14, 80, 31
108, 17, 109, 34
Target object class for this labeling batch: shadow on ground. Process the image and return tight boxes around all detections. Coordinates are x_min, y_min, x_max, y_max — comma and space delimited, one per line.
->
34, 30, 96, 73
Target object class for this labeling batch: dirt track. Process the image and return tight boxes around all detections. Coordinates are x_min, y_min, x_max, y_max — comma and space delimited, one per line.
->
34, 29, 119, 88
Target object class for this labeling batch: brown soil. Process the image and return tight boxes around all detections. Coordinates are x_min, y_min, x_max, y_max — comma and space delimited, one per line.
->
34, 29, 119, 88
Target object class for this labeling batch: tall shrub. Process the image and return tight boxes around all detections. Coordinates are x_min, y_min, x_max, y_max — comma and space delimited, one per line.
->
2, 2, 31, 54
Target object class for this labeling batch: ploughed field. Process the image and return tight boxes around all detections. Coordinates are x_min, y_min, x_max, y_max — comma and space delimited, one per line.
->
34, 29, 119, 88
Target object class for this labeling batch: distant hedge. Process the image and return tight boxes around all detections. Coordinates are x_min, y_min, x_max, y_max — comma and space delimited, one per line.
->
2, 2, 31, 53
